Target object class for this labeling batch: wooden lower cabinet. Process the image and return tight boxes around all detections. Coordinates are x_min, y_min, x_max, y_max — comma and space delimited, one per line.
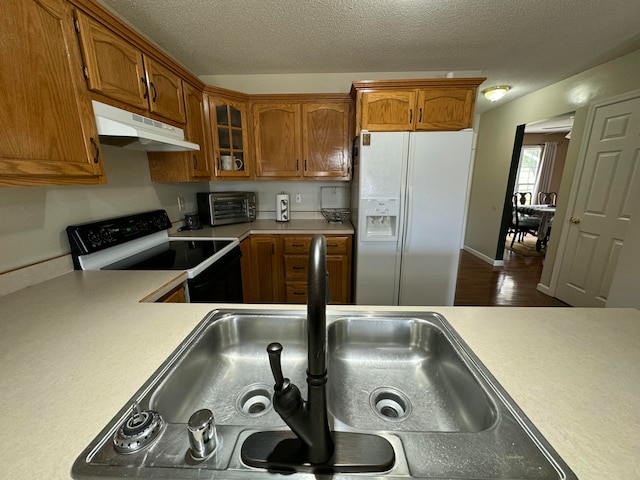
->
246, 235, 280, 303
243, 234, 352, 304
284, 254, 351, 304
156, 283, 186, 303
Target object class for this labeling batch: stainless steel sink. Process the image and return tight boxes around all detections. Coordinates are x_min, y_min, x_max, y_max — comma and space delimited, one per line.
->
327, 317, 496, 433
72, 309, 577, 479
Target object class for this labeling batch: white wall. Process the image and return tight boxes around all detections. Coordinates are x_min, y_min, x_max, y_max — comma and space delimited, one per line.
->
0, 146, 349, 274
465, 48, 640, 291
0, 146, 207, 273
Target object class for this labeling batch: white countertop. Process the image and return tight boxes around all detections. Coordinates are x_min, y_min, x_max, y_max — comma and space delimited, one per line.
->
0, 269, 638, 479
169, 219, 354, 241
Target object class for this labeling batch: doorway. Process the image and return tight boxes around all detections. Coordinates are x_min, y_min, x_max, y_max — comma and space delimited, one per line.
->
497, 113, 574, 261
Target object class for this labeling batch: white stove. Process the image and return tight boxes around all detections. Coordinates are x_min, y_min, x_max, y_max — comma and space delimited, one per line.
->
67, 210, 243, 302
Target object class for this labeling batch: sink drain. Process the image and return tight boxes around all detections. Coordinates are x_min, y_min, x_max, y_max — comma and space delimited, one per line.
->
236, 384, 273, 417
370, 387, 412, 422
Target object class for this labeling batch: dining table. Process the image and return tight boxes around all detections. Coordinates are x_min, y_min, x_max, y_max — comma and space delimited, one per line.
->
517, 204, 556, 250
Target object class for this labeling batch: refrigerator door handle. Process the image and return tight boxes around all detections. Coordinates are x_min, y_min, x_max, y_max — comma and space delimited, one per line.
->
402, 140, 416, 255
403, 184, 413, 254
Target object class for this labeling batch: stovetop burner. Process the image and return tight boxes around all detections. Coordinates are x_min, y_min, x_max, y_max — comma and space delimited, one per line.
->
102, 239, 234, 272
66, 210, 239, 279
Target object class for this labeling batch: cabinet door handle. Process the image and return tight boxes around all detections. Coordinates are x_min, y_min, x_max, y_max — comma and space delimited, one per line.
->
327, 244, 338, 248
272, 244, 275, 255
304, 159, 307, 171
150, 82, 157, 102
141, 77, 149, 99
193, 154, 198, 170
409, 109, 413, 124
90, 137, 99, 163
418, 108, 423, 122
296, 159, 299, 171
293, 266, 305, 270
292, 243, 305, 247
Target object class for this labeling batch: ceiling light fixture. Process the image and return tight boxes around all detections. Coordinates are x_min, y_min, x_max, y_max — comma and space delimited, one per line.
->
482, 86, 511, 102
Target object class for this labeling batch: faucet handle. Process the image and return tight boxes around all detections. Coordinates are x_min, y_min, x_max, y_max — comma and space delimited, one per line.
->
267, 342, 285, 390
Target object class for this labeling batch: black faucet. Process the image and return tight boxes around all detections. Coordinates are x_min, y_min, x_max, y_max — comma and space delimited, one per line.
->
266, 235, 333, 463
241, 235, 394, 473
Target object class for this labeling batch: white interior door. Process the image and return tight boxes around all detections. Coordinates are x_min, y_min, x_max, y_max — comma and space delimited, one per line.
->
556, 95, 640, 306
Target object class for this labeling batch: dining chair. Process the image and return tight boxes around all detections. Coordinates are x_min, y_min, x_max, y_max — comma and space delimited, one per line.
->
508, 194, 539, 247
537, 192, 557, 205
514, 191, 532, 205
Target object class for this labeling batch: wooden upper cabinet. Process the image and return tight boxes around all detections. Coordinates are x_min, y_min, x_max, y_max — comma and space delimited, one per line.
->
252, 99, 351, 180
415, 88, 474, 131
74, 11, 147, 109
183, 83, 210, 178
209, 95, 251, 179
144, 57, 185, 123
253, 103, 302, 178
148, 82, 209, 182
302, 103, 350, 178
360, 90, 417, 131
353, 78, 485, 133
0, 0, 105, 187
74, 11, 185, 124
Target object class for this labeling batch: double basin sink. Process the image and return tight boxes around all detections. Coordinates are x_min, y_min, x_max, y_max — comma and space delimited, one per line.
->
72, 310, 577, 479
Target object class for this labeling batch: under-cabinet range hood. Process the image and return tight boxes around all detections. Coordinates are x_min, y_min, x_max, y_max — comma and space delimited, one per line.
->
92, 100, 200, 152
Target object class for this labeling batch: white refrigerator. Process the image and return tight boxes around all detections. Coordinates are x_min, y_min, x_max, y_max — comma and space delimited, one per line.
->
351, 130, 473, 306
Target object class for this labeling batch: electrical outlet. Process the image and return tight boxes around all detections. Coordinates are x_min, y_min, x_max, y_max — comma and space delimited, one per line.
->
177, 196, 185, 212
295, 193, 302, 204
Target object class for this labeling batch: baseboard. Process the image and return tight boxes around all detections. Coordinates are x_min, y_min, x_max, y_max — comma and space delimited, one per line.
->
463, 245, 504, 267
536, 282, 553, 296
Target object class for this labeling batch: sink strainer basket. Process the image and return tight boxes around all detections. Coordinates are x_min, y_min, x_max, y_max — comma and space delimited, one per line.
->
321, 208, 351, 223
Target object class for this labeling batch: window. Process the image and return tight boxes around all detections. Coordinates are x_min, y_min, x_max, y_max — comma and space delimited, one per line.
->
515, 145, 543, 202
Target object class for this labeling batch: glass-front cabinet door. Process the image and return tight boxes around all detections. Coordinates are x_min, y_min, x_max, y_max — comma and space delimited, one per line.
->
208, 95, 251, 178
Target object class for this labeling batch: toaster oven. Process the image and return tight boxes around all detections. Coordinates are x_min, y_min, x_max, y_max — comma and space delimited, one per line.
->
197, 192, 257, 226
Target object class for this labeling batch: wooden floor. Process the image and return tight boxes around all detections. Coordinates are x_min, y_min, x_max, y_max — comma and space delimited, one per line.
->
454, 236, 569, 307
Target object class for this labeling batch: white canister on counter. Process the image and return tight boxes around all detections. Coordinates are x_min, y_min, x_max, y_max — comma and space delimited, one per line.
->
276, 192, 289, 222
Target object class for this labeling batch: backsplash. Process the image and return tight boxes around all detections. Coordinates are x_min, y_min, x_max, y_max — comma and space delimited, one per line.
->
204, 180, 350, 219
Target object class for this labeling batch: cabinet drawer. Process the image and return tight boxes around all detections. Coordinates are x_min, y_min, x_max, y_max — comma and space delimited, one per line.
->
284, 255, 308, 278
282, 236, 311, 253
283, 235, 349, 254
285, 282, 307, 303
324, 236, 349, 254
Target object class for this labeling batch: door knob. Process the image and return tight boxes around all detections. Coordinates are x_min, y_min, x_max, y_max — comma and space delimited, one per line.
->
569, 217, 581, 224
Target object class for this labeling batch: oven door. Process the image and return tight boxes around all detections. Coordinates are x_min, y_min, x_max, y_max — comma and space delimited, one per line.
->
187, 246, 243, 303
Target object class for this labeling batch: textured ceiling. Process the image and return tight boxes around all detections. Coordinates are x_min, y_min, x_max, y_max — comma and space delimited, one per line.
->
98, 0, 640, 112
